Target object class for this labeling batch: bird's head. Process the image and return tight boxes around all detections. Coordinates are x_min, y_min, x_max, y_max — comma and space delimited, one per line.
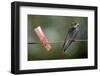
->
72, 22, 79, 28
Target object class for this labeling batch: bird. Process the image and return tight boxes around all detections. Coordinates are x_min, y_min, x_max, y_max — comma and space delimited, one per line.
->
63, 22, 79, 52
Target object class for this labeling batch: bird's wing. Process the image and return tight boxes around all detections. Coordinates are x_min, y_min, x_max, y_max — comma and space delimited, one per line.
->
63, 28, 79, 52
63, 28, 73, 47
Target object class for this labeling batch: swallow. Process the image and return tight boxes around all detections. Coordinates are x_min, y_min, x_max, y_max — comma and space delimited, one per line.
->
63, 22, 79, 52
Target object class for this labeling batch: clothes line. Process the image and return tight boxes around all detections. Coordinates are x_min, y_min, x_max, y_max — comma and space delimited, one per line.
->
28, 40, 87, 44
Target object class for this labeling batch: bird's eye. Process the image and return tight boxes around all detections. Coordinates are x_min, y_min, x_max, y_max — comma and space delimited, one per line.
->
72, 22, 77, 25
74, 23, 77, 25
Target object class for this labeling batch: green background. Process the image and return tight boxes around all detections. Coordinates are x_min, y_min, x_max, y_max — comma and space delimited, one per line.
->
28, 15, 88, 61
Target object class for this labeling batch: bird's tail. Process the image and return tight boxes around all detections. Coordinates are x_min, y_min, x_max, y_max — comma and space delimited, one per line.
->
63, 40, 72, 52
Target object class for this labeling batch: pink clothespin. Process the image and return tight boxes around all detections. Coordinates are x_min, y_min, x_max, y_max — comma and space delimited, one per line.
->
34, 26, 52, 51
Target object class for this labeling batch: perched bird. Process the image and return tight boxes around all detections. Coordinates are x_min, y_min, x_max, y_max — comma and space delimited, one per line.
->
63, 22, 79, 52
